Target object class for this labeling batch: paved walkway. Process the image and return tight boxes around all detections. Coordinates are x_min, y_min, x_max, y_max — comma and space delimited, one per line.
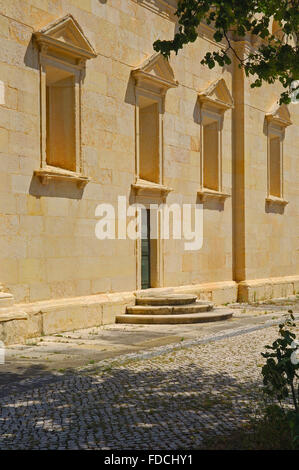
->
0, 298, 298, 449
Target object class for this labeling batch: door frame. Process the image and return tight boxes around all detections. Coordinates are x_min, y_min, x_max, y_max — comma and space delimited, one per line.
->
135, 198, 164, 290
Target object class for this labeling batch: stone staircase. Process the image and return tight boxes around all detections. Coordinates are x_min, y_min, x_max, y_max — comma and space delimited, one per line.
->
116, 293, 233, 324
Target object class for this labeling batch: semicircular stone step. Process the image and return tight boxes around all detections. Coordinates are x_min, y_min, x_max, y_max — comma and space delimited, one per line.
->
126, 301, 213, 315
116, 309, 233, 324
136, 294, 198, 306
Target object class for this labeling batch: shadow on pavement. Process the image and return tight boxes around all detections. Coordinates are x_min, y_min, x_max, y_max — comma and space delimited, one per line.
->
0, 361, 262, 450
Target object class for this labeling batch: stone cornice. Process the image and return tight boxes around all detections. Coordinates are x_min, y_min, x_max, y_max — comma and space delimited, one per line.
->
132, 53, 178, 95
197, 188, 231, 202
266, 103, 292, 128
132, 70, 178, 95
132, 179, 173, 197
34, 168, 90, 189
33, 14, 97, 66
198, 78, 234, 112
265, 196, 288, 206
34, 32, 96, 63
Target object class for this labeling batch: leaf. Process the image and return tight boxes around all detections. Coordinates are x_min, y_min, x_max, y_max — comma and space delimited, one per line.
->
214, 31, 223, 42
153, 0, 299, 104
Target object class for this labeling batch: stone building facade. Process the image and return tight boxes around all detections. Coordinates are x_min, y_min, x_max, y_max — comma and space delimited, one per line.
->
0, 0, 298, 343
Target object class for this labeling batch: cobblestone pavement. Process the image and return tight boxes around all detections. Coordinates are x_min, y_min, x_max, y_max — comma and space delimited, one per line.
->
1, 320, 298, 450
3, 298, 299, 380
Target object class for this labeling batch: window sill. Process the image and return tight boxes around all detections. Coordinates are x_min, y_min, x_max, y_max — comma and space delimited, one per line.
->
265, 196, 288, 206
197, 188, 231, 202
34, 168, 90, 189
132, 179, 173, 197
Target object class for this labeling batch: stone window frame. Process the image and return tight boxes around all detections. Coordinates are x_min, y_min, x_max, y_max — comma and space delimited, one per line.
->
135, 88, 164, 188
131, 199, 165, 291
265, 103, 292, 206
197, 78, 233, 202
131, 53, 178, 290
201, 109, 223, 192
131, 53, 178, 198
33, 15, 96, 188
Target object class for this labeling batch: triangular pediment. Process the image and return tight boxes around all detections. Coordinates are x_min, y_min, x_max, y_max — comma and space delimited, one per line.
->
138, 53, 176, 83
132, 53, 178, 93
34, 15, 96, 61
40, 15, 95, 54
198, 78, 234, 111
266, 103, 292, 127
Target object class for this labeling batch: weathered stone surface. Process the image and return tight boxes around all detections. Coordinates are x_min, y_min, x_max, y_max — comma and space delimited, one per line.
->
0, 0, 297, 342
3, 323, 286, 449
123, 292, 228, 323
238, 275, 299, 302
0, 292, 14, 308
136, 294, 198, 306
116, 309, 233, 324
127, 302, 213, 315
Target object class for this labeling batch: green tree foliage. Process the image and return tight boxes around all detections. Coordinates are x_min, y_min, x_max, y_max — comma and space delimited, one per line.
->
261, 315, 299, 447
262, 314, 299, 410
153, 0, 299, 103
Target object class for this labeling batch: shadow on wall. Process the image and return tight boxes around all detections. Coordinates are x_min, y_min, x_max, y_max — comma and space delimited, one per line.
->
29, 176, 85, 200
265, 201, 286, 215
124, 74, 136, 106
0, 360, 263, 449
196, 194, 225, 212
24, 37, 39, 71
193, 98, 200, 126
194, 100, 224, 212
24, 33, 87, 82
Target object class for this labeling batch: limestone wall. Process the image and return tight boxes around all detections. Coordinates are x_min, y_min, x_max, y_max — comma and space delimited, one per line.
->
0, 0, 297, 310
243, 78, 299, 282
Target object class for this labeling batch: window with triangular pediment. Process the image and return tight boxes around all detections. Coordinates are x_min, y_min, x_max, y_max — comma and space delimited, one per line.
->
33, 15, 96, 187
198, 78, 233, 196
132, 53, 178, 187
265, 103, 292, 204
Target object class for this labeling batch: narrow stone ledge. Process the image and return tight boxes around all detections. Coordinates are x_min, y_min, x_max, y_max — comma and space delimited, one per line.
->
197, 188, 231, 202
265, 195, 288, 206
131, 179, 173, 197
34, 168, 90, 189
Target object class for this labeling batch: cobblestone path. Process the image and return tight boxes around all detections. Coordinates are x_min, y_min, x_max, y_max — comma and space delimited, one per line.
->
0, 325, 296, 449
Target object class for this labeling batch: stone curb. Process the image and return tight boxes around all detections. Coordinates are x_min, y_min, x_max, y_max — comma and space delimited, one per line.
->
79, 313, 299, 373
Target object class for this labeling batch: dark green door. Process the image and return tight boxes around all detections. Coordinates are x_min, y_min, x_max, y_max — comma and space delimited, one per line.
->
141, 209, 151, 289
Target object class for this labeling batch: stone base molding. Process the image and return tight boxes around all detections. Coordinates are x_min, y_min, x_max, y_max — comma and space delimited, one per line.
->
0, 291, 135, 345
238, 275, 299, 302
0, 281, 237, 345
1, 277, 298, 345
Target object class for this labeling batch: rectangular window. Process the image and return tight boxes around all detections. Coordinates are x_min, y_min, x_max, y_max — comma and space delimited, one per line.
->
45, 65, 76, 172
138, 96, 159, 184
269, 135, 281, 198
203, 120, 219, 191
